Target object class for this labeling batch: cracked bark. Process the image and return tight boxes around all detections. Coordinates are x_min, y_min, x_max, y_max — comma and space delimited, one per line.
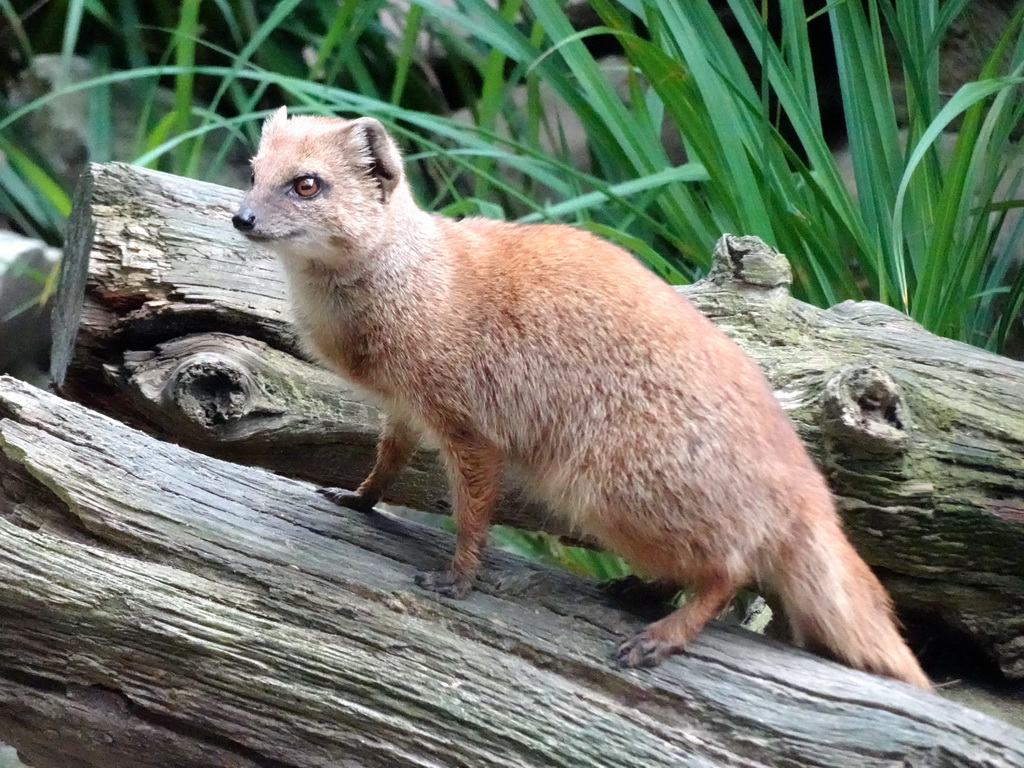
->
51, 162, 1024, 684
1, 376, 1023, 767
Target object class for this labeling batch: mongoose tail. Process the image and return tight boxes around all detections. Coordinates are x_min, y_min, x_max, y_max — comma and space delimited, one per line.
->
771, 507, 932, 689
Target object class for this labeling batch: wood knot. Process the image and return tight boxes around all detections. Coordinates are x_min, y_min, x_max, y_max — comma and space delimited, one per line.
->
820, 365, 909, 456
168, 354, 252, 427
705, 234, 792, 290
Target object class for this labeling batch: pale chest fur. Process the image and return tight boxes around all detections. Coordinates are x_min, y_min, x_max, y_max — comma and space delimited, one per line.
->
282, 262, 375, 381
283, 256, 450, 407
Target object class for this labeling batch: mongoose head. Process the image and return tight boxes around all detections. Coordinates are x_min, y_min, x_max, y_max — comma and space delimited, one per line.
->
232, 107, 407, 262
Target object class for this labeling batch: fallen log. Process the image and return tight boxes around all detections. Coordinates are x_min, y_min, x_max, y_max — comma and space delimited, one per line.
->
0, 375, 1022, 767
53, 161, 1024, 680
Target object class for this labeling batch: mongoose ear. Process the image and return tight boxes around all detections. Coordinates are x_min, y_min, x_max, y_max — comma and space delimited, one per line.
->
261, 105, 288, 139
347, 117, 403, 203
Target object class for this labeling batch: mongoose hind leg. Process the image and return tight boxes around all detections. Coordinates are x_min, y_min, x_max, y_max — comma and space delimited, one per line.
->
613, 573, 737, 668
416, 433, 502, 600
320, 415, 419, 513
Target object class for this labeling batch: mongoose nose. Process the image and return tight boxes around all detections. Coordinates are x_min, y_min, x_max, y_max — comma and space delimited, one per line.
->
232, 209, 256, 232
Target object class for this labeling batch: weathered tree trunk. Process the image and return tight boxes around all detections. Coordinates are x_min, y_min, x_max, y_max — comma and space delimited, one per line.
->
0, 375, 1022, 767
53, 162, 1024, 682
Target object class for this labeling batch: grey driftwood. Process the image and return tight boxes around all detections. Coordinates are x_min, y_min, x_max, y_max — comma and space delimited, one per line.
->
53, 162, 1024, 681
1, 375, 1023, 767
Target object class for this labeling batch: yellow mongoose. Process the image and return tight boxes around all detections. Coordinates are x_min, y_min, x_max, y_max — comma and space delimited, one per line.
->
232, 108, 930, 689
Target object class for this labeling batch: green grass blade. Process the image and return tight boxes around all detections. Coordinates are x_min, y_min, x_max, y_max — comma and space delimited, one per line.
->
893, 76, 1024, 316
390, 2, 425, 105
0, 138, 72, 218
57, 0, 87, 86
829, 0, 903, 303
184, 0, 305, 177
114, 0, 148, 71
0, 0, 33, 58
171, 0, 202, 173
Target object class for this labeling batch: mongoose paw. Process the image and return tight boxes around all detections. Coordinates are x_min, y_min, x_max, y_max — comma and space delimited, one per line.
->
612, 629, 677, 669
319, 487, 376, 513
415, 570, 473, 600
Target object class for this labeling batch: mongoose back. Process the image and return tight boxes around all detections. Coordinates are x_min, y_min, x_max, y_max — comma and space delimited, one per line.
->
233, 107, 930, 689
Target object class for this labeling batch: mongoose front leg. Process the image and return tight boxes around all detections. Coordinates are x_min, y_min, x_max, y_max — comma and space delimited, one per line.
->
415, 433, 502, 599
613, 571, 737, 668
320, 416, 418, 512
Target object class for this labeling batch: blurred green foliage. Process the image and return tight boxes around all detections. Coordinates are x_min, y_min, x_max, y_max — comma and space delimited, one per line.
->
3, 0, 1022, 347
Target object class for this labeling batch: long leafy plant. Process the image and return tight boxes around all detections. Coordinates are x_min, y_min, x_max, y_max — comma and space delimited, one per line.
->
2, 0, 1022, 349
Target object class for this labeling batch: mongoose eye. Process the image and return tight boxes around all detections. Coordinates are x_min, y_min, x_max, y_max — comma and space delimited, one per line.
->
292, 176, 322, 198
250, 170, 255, 186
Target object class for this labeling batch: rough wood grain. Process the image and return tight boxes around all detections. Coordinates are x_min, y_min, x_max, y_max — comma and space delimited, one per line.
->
1, 375, 1022, 768
54, 162, 1024, 680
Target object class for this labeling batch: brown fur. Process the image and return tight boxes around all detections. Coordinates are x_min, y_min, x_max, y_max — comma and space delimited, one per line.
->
233, 108, 931, 689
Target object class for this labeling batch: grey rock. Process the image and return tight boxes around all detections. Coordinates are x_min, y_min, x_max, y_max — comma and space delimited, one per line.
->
8, 54, 248, 194
0, 231, 59, 386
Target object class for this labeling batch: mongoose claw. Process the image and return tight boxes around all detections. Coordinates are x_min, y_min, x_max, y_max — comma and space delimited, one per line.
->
612, 630, 675, 669
318, 487, 376, 513
415, 570, 473, 600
